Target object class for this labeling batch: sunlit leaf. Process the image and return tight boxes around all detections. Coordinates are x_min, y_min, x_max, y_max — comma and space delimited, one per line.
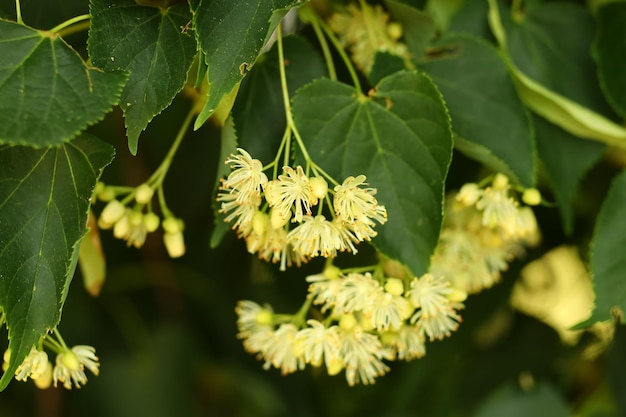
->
88, 0, 197, 155
0, 19, 126, 147
588, 170, 626, 324
593, 2, 626, 117
293, 71, 452, 275
0, 135, 114, 391
192, 0, 305, 129
420, 33, 535, 186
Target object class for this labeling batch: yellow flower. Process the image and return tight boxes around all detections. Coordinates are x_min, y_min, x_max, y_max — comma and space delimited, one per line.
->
295, 320, 341, 369
15, 347, 48, 382
221, 148, 268, 203
264, 166, 316, 224
261, 324, 305, 375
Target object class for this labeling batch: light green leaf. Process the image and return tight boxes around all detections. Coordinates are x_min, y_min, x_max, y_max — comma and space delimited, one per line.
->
420, 33, 535, 187
293, 71, 452, 276
88, 0, 197, 155
534, 115, 605, 235
593, 2, 626, 117
232, 35, 326, 165
474, 382, 570, 417
0, 135, 114, 391
588, 170, 626, 324
487, 0, 626, 149
192, 0, 305, 129
0, 19, 126, 147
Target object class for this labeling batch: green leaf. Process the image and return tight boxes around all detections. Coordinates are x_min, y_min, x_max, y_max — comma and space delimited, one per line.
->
369, 51, 406, 86
384, 0, 435, 62
474, 382, 570, 417
0, 135, 114, 391
534, 115, 605, 235
232, 35, 326, 165
292, 71, 452, 276
487, 0, 626, 149
192, 0, 305, 129
593, 2, 626, 117
0, 19, 126, 147
420, 33, 535, 187
588, 170, 626, 324
88, 0, 197, 155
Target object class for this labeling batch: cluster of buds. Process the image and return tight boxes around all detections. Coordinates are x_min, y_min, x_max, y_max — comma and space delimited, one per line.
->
236, 263, 466, 386
94, 182, 186, 258
430, 173, 541, 294
328, 2, 409, 73
217, 148, 387, 270
3, 333, 99, 390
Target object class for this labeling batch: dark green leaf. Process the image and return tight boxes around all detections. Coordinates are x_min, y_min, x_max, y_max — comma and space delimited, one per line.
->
593, 2, 626, 117
384, 0, 435, 62
232, 35, 326, 165
421, 34, 535, 186
447, 0, 492, 39
293, 71, 452, 275
588, 170, 626, 324
192, 0, 305, 129
534, 115, 605, 235
497, 0, 613, 117
88, 0, 197, 155
474, 382, 570, 417
369, 51, 406, 86
0, 135, 114, 391
0, 19, 127, 147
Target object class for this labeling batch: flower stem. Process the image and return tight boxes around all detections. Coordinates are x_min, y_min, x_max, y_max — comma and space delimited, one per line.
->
317, 16, 363, 95
14, 0, 23, 24
301, 6, 337, 81
49, 14, 90, 35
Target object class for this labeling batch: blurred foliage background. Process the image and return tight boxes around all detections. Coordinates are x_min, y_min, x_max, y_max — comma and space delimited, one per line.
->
1, 0, 626, 416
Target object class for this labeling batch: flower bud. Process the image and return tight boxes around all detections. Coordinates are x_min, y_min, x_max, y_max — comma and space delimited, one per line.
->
59, 350, 80, 372
456, 183, 481, 207
326, 356, 344, 376
129, 211, 143, 227
134, 184, 155, 204
339, 314, 357, 331
99, 200, 125, 228
270, 208, 289, 229
387, 22, 403, 40
163, 216, 184, 234
522, 188, 541, 206
384, 278, 404, 296
143, 212, 160, 232
252, 211, 269, 236
98, 186, 116, 202
492, 173, 509, 190
164, 231, 186, 258
113, 214, 130, 239
33, 361, 53, 390
309, 176, 328, 199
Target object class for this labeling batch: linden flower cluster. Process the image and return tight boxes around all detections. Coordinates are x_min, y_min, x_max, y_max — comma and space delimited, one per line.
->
217, 148, 387, 270
236, 266, 465, 386
95, 182, 186, 258
328, 2, 410, 73
3, 342, 99, 390
430, 173, 541, 294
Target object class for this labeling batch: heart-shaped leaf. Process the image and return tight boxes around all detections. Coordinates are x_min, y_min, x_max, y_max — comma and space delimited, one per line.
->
0, 19, 126, 147
0, 135, 114, 391
192, 0, 305, 129
292, 71, 452, 276
420, 33, 535, 187
587, 170, 626, 324
88, 0, 197, 155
